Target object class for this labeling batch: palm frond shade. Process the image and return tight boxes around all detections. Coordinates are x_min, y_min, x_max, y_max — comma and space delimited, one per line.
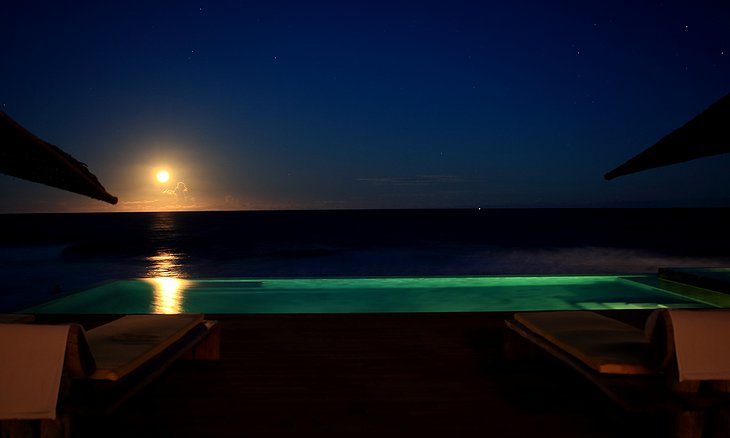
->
0, 112, 117, 204
605, 93, 730, 180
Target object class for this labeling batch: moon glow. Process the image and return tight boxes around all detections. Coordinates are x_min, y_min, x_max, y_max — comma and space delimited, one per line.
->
156, 170, 170, 183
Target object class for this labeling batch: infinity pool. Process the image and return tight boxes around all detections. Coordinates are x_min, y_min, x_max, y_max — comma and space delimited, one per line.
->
21, 275, 719, 314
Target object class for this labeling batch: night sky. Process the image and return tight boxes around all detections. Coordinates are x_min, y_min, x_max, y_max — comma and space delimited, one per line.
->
2, 1, 729, 212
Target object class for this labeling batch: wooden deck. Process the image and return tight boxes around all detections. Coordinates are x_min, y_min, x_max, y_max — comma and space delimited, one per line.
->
42, 311, 670, 437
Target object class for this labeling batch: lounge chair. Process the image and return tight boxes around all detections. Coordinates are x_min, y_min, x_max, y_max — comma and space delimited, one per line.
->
504, 309, 730, 438
0, 314, 220, 438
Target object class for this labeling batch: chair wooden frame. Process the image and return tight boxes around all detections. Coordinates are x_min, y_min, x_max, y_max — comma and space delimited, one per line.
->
504, 310, 730, 438
0, 314, 220, 438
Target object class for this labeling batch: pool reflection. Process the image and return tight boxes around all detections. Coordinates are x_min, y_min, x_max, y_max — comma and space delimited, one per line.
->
146, 276, 189, 314
145, 250, 188, 313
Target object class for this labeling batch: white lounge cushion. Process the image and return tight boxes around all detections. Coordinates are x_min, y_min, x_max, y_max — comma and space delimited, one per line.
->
515, 311, 654, 375
668, 309, 730, 382
86, 314, 204, 381
0, 324, 69, 419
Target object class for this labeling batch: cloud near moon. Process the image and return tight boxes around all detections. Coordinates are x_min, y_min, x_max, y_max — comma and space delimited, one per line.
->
163, 181, 193, 206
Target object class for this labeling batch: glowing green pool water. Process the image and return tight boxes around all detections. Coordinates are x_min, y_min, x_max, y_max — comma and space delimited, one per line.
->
22, 275, 718, 314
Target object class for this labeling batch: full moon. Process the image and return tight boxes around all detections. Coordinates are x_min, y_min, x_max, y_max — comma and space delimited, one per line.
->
156, 170, 170, 183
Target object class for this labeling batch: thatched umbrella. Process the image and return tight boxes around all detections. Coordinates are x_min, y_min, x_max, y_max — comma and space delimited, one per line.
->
605, 93, 730, 180
0, 111, 117, 204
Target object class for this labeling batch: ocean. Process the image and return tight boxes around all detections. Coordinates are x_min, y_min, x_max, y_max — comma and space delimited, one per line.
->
1, 208, 729, 312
